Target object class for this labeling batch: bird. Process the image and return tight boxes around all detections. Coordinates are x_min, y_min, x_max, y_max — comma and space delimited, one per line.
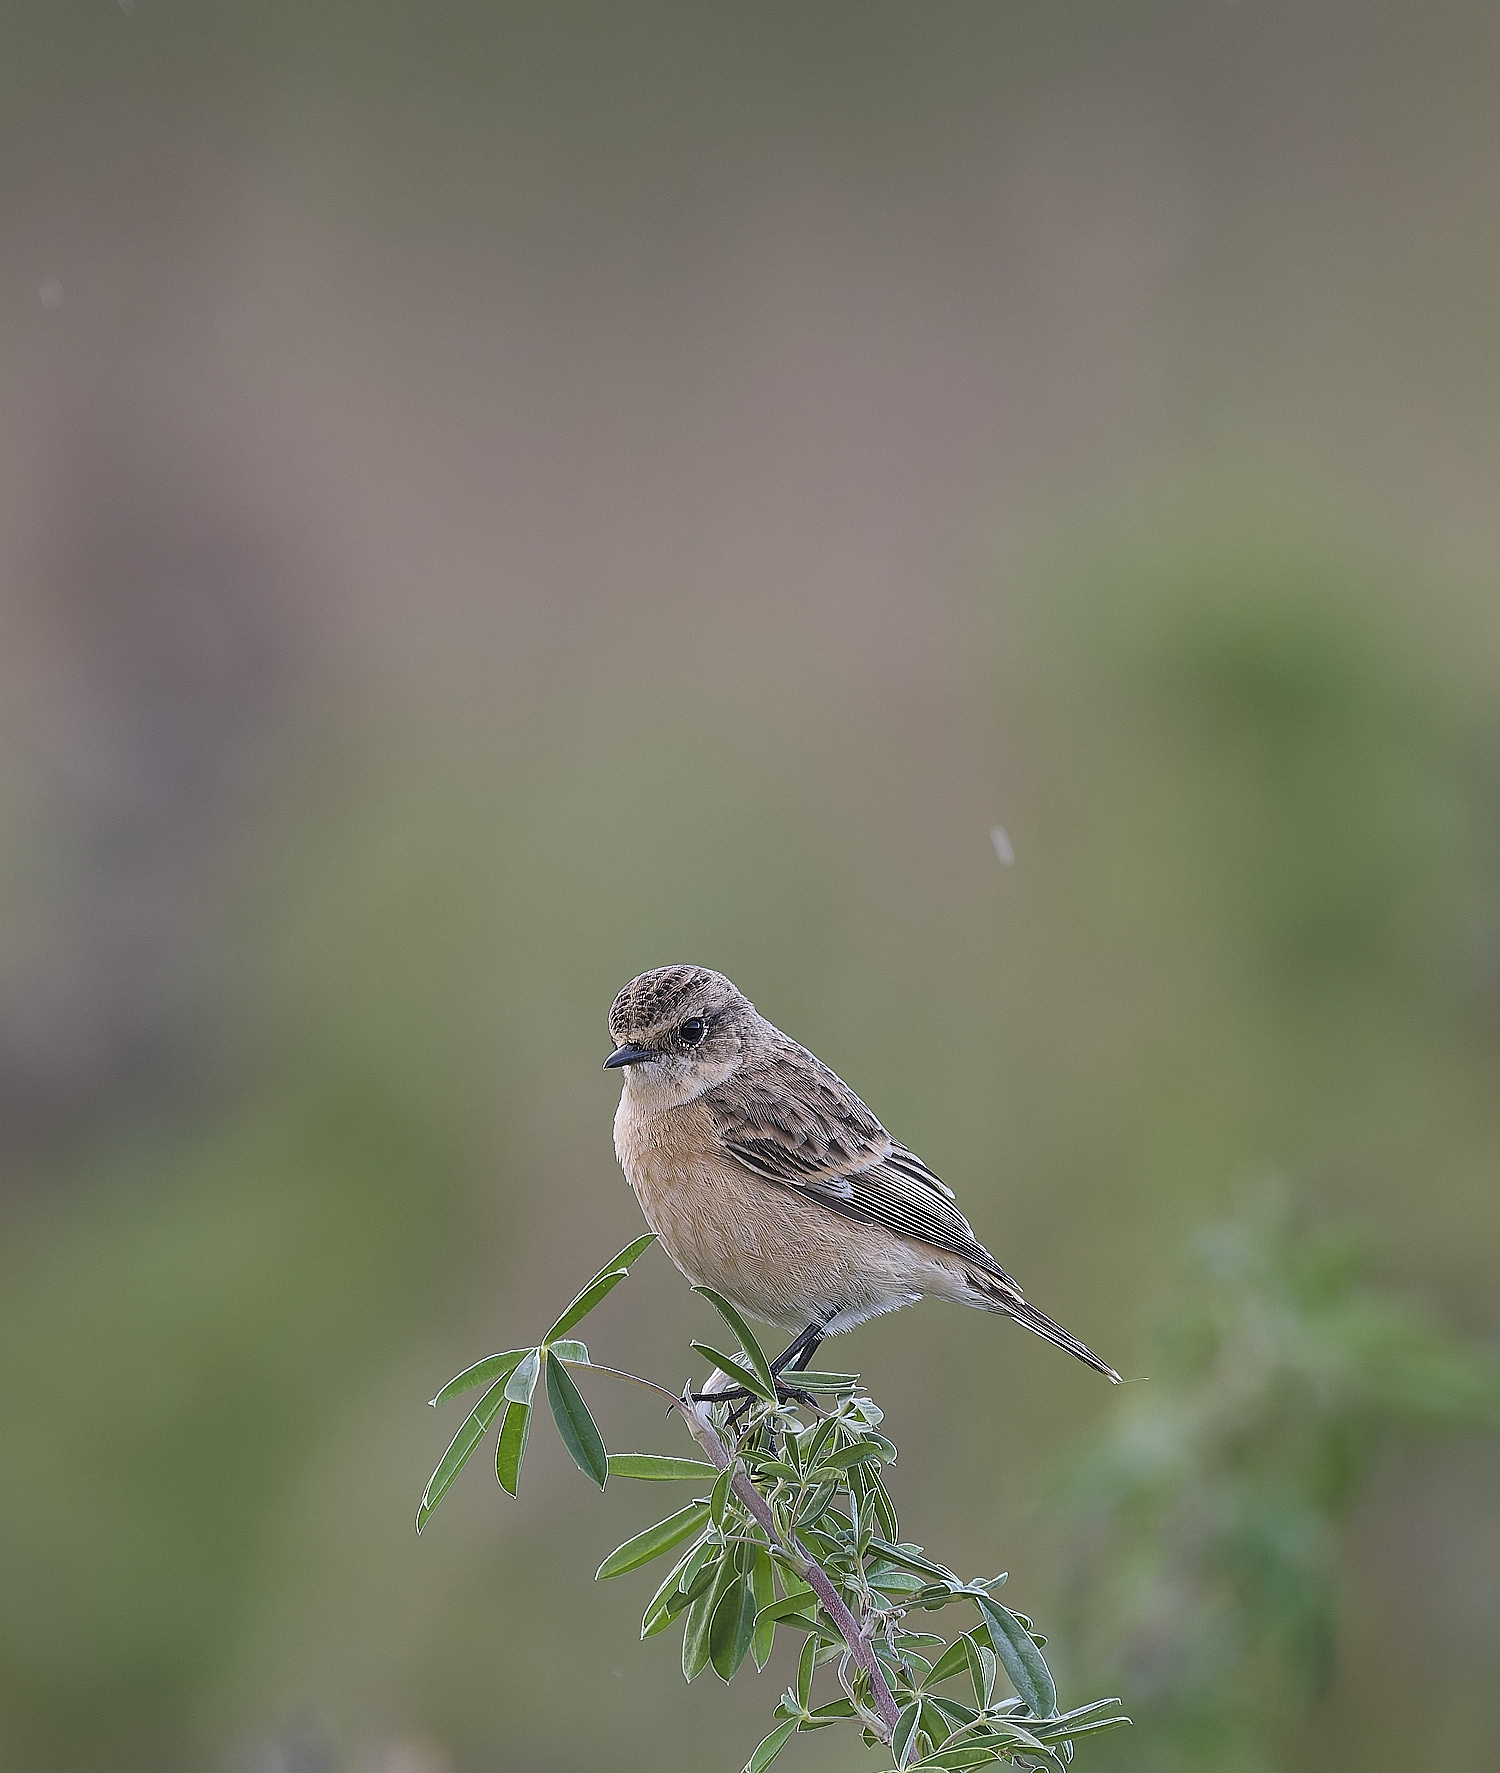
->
605, 964, 1120, 1388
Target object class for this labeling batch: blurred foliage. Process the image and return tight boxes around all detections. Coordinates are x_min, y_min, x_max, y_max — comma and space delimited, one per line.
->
1059, 1185, 1499, 1773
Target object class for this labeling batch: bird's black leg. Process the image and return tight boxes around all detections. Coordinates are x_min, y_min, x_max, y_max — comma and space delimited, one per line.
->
691, 1317, 832, 1410
770, 1319, 827, 1378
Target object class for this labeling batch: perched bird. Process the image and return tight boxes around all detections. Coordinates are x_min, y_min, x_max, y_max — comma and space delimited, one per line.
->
606, 965, 1120, 1385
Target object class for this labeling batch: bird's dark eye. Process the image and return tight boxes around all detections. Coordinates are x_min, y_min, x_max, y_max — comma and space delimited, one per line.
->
680, 1017, 706, 1048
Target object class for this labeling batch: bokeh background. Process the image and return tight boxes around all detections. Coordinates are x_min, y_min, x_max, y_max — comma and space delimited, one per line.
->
2, 3, 1498, 1770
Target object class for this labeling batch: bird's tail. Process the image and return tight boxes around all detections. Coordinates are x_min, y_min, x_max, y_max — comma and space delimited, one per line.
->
966, 1270, 1121, 1382
1007, 1297, 1121, 1382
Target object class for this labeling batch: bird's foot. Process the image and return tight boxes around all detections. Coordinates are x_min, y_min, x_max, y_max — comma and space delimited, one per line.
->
689, 1381, 819, 1412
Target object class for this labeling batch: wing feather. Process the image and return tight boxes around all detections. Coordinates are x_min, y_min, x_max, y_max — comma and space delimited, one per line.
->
707, 1034, 1016, 1290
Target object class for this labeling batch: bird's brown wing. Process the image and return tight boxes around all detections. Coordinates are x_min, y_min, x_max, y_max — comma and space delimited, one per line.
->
706, 1036, 1018, 1292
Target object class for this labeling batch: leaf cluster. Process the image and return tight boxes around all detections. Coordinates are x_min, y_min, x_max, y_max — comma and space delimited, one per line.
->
420, 1238, 1128, 1773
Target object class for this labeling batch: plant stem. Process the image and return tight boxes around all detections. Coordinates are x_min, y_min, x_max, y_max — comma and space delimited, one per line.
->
680, 1395, 900, 1739
579, 1359, 900, 1740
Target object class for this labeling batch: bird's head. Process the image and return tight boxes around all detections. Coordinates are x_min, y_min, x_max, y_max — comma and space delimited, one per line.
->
605, 965, 756, 1102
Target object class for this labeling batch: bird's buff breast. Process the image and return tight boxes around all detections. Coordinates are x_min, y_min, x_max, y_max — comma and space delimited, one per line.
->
613, 1085, 926, 1334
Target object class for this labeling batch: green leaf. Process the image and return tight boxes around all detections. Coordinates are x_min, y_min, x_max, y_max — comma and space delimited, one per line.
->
428, 1347, 529, 1406
693, 1288, 777, 1397
794, 1481, 839, 1529
710, 1460, 737, 1528
753, 1592, 824, 1630
743, 1718, 798, 1773
709, 1575, 757, 1681
547, 1339, 589, 1363
743, 1455, 803, 1483
909, 1749, 1009, 1770
642, 1548, 717, 1638
544, 1234, 657, 1342
788, 1371, 859, 1391
796, 1633, 817, 1708
918, 1698, 952, 1748
683, 1555, 735, 1681
893, 1700, 922, 1769
608, 1454, 719, 1481
640, 1543, 702, 1632
417, 1375, 510, 1528
494, 1399, 531, 1495
922, 1697, 979, 1728
691, 1343, 776, 1402
750, 1545, 776, 1670
598, 1502, 712, 1579
1035, 1716, 1131, 1742
923, 1636, 974, 1687
867, 1565, 928, 1596
815, 1442, 885, 1471
962, 1636, 996, 1709
678, 1535, 718, 1593
867, 1539, 959, 1584
801, 1418, 839, 1468
1039, 1698, 1124, 1728
870, 1468, 900, 1542
545, 1354, 608, 1486
503, 1347, 542, 1404
976, 1596, 1057, 1719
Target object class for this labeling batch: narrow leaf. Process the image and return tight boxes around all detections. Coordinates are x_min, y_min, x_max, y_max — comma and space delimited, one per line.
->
418, 1376, 509, 1526
744, 1718, 798, 1773
788, 1371, 859, 1391
750, 1545, 776, 1670
494, 1399, 531, 1495
923, 1696, 979, 1727
961, 1636, 995, 1708
429, 1347, 528, 1406
867, 1539, 959, 1583
918, 1698, 952, 1748
710, 1460, 737, 1528
753, 1592, 824, 1629
598, 1502, 711, 1579
870, 1467, 900, 1542
976, 1596, 1057, 1719
545, 1354, 608, 1486
693, 1287, 777, 1397
683, 1554, 735, 1681
547, 1339, 589, 1363
643, 1548, 717, 1638
640, 1542, 702, 1633
923, 1635, 974, 1686
796, 1633, 816, 1708
893, 1701, 922, 1769
691, 1343, 776, 1402
909, 1750, 1009, 1770
608, 1454, 718, 1481
816, 1442, 884, 1471
503, 1347, 541, 1404
1038, 1716, 1131, 1741
709, 1575, 757, 1681
1039, 1698, 1124, 1728
544, 1233, 657, 1342
678, 1535, 717, 1593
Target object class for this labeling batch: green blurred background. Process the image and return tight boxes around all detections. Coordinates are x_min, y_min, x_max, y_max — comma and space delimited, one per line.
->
2, 3, 1497, 1769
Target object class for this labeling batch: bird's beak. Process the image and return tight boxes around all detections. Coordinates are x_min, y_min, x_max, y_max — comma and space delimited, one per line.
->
603, 1044, 654, 1069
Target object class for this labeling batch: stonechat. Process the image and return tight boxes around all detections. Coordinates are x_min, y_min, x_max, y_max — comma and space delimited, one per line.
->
606, 965, 1120, 1384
